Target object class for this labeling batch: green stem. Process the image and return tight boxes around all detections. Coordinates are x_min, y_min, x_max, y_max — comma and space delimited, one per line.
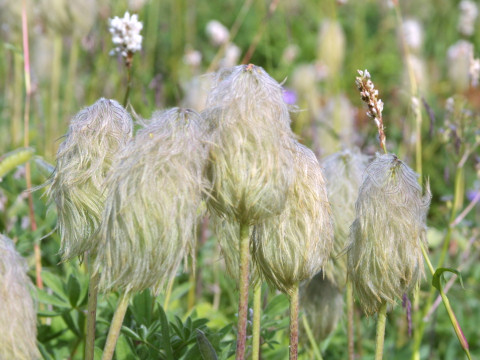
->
439, 288, 472, 360
102, 292, 131, 360
163, 276, 175, 312
85, 270, 100, 360
252, 283, 262, 360
301, 315, 323, 360
346, 280, 355, 360
235, 223, 250, 360
289, 284, 299, 360
64, 37, 79, 119
375, 302, 387, 360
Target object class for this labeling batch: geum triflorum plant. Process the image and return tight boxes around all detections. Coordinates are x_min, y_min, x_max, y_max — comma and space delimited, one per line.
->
253, 141, 333, 360
203, 64, 295, 360
93, 108, 208, 360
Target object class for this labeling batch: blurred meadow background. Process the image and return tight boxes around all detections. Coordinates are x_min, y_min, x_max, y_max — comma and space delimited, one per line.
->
0, 0, 480, 359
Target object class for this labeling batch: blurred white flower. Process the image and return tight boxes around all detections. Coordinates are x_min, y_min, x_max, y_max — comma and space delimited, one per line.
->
458, 0, 478, 36
206, 20, 229, 46
447, 40, 474, 92
183, 48, 202, 67
401, 19, 423, 53
282, 44, 299, 64
219, 43, 241, 68
470, 56, 480, 87
109, 11, 143, 58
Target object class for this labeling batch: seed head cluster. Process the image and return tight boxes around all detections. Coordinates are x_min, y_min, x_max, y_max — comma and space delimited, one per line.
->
347, 153, 431, 314
48, 98, 133, 262
0, 235, 39, 360
94, 108, 208, 294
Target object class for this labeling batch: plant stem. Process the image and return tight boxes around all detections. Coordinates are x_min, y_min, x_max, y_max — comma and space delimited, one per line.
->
235, 223, 250, 360
375, 302, 387, 360
289, 284, 299, 360
346, 280, 355, 360
22, 0, 43, 290
123, 58, 132, 107
163, 276, 175, 312
252, 283, 262, 360
85, 269, 100, 360
301, 315, 323, 360
102, 292, 131, 360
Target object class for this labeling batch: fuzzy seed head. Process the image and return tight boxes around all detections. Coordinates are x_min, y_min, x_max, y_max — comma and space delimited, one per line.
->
252, 142, 333, 295
0, 235, 39, 360
204, 64, 295, 225
300, 271, 344, 342
347, 153, 431, 315
322, 148, 369, 287
95, 108, 208, 294
48, 98, 133, 262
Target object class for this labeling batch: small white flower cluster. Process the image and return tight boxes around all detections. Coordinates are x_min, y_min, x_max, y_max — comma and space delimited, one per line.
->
206, 20, 229, 46
109, 11, 143, 58
219, 43, 241, 68
470, 56, 480, 87
458, 0, 478, 36
183, 48, 202, 67
355, 70, 384, 121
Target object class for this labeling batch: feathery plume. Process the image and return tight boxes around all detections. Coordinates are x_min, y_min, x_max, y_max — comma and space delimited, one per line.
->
204, 64, 295, 225
95, 108, 208, 294
322, 148, 369, 287
347, 153, 431, 314
252, 142, 333, 295
0, 235, 39, 360
48, 98, 133, 261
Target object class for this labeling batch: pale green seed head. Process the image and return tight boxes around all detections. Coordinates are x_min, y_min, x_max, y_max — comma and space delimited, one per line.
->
48, 98, 133, 261
322, 148, 369, 287
0, 235, 40, 360
95, 108, 208, 294
252, 142, 334, 295
300, 271, 344, 342
204, 64, 295, 225
347, 153, 431, 315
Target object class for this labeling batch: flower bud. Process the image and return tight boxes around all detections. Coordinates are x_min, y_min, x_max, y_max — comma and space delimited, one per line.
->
0, 235, 39, 360
95, 108, 208, 294
252, 142, 333, 295
204, 64, 295, 225
48, 98, 133, 261
347, 153, 431, 314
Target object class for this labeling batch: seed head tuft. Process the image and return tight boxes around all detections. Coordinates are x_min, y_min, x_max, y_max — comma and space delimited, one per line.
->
252, 142, 333, 295
0, 235, 40, 360
95, 108, 208, 294
347, 153, 431, 314
48, 98, 133, 262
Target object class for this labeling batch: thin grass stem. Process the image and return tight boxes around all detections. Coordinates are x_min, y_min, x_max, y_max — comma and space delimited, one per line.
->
102, 292, 131, 360
301, 315, 323, 360
85, 268, 100, 360
252, 282, 262, 360
375, 302, 387, 360
346, 280, 355, 360
235, 223, 250, 360
289, 284, 299, 360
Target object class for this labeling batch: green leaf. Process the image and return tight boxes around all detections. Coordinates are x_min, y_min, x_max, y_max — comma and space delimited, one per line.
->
37, 289, 71, 309
432, 267, 463, 291
41, 271, 69, 302
120, 326, 143, 342
61, 311, 81, 336
159, 306, 174, 360
196, 329, 218, 360
116, 335, 136, 360
263, 293, 289, 316
67, 274, 81, 307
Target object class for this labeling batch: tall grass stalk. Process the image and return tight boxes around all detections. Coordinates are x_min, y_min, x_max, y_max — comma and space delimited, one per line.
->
22, 0, 43, 290
63, 38, 80, 119
47, 34, 63, 158
301, 315, 323, 360
102, 292, 131, 360
13, 53, 23, 147
235, 223, 250, 360
252, 283, 262, 360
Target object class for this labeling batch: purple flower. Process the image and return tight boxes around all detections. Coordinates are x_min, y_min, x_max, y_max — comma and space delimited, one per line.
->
283, 88, 297, 105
